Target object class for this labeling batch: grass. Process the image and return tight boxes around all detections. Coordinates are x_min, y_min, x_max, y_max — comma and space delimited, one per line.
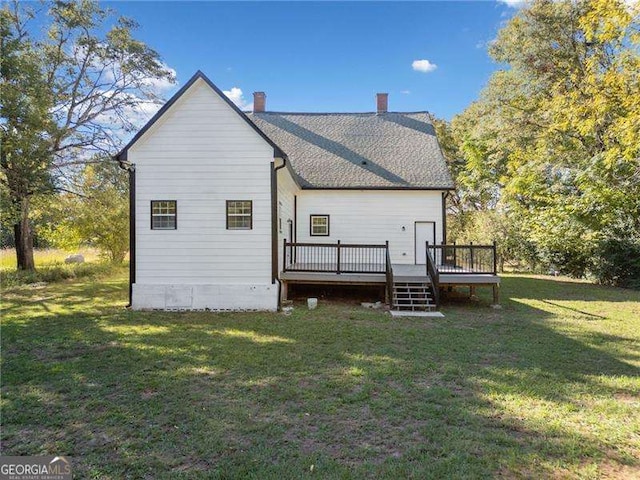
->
0, 248, 117, 288
0, 248, 102, 269
1, 271, 639, 479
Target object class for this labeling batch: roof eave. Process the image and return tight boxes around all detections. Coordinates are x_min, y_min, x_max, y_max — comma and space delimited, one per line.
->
300, 185, 456, 191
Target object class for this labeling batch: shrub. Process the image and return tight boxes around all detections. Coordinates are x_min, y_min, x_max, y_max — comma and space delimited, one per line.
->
591, 238, 640, 289
536, 240, 594, 278
448, 210, 538, 272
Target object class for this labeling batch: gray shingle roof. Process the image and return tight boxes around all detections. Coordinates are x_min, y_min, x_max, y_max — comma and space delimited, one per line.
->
248, 112, 454, 189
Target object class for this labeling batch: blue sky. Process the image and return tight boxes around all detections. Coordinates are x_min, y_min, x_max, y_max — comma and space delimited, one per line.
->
103, 1, 518, 120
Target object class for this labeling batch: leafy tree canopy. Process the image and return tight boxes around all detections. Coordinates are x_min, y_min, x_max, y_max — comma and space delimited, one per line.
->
1, 0, 175, 270
439, 0, 639, 282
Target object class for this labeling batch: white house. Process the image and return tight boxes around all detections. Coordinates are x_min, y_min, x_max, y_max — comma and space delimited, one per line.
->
116, 71, 498, 312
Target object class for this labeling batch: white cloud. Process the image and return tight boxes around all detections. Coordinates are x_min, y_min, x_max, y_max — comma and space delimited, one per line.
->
401, 90, 411, 95
95, 49, 177, 96
499, 0, 636, 11
127, 100, 163, 126
140, 65, 177, 93
411, 59, 438, 73
223, 87, 252, 110
223, 87, 243, 105
497, 0, 529, 7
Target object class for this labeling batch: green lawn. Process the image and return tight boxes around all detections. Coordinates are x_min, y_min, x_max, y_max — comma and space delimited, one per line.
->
0, 248, 103, 269
1, 271, 639, 479
0, 248, 112, 288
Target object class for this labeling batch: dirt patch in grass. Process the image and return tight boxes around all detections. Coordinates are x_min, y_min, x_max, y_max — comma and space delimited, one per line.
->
282, 413, 431, 466
289, 284, 386, 305
613, 392, 639, 404
33, 341, 121, 362
598, 462, 640, 480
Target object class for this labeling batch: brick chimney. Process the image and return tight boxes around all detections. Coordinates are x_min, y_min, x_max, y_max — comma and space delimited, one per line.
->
376, 93, 388, 114
253, 92, 266, 113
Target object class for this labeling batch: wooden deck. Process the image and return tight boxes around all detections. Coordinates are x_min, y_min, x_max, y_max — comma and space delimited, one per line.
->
281, 241, 502, 307
280, 263, 500, 284
280, 270, 385, 285
392, 264, 496, 283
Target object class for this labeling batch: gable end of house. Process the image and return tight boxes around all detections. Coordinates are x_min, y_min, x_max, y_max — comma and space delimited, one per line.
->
114, 70, 287, 164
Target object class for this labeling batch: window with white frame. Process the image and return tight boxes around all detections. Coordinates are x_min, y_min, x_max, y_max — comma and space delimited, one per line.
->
151, 200, 177, 230
310, 215, 329, 236
226, 200, 252, 230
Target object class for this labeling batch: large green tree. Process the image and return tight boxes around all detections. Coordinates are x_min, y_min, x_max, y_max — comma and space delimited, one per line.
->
1, 6, 54, 270
0, 0, 175, 271
446, 0, 640, 277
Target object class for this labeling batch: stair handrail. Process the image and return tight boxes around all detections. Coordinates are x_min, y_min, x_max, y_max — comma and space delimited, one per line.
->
385, 240, 394, 306
425, 241, 440, 308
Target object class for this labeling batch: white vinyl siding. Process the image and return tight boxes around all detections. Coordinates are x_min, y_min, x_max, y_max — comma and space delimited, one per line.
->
276, 166, 299, 265
295, 190, 444, 264
130, 78, 274, 285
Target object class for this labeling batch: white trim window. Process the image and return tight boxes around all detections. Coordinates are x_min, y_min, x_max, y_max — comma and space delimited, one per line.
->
310, 215, 329, 236
151, 200, 177, 230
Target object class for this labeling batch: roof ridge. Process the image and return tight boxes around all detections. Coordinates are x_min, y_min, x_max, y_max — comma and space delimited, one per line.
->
246, 111, 431, 116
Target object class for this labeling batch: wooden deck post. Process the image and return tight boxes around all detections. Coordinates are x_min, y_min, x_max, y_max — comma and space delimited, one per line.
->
493, 240, 498, 275
281, 281, 288, 302
336, 240, 341, 274
492, 283, 500, 306
453, 240, 457, 267
283, 238, 288, 273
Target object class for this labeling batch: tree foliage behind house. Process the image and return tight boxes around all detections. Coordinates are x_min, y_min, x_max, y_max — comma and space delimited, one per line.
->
41, 160, 129, 263
438, 0, 640, 286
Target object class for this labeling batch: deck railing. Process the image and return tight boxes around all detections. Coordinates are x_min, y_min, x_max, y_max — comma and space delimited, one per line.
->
282, 240, 497, 310
283, 240, 388, 274
427, 242, 497, 275
424, 244, 440, 307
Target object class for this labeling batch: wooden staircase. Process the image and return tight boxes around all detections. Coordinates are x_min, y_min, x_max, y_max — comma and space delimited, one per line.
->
392, 281, 437, 311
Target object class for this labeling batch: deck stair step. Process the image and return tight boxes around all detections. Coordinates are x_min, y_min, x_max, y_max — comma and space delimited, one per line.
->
391, 281, 437, 311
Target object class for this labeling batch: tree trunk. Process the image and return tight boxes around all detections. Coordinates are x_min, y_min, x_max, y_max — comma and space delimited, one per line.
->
14, 197, 35, 271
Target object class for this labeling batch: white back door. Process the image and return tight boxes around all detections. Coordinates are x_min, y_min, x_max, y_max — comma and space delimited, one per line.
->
414, 222, 436, 264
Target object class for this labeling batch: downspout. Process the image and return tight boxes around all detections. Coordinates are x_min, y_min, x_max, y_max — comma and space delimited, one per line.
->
442, 191, 449, 245
272, 155, 288, 310
293, 195, 297, 262
117, 157, 135, 308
